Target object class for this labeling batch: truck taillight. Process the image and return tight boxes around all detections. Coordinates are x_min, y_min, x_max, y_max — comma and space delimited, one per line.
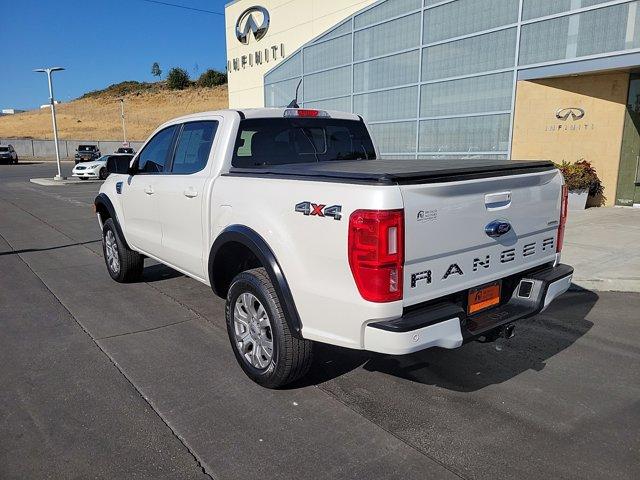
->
557, 184, 569, 252
348, 209, 404, 303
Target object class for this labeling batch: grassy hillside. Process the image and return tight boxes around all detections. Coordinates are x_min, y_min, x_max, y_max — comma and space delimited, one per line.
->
0, 81, 228, 141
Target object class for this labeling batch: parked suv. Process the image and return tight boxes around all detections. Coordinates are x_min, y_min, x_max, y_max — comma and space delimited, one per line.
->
75, 145, 101, 164
0, 145, 18, 164
95, 108, 573, 388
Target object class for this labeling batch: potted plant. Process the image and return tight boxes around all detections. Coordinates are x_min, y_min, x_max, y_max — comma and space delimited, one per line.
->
555, 160, 604, 210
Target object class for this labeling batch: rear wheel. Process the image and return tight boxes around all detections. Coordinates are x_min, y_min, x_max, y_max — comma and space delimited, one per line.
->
226, 267, 313, 388
102, 218, 144, 282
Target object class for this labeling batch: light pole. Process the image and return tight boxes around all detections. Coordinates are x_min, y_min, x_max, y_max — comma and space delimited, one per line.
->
120, 98, 127, 144
34, 67, 65, 180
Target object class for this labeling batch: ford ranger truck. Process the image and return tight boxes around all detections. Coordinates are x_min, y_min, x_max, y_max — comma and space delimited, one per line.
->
94, 108, 573, 388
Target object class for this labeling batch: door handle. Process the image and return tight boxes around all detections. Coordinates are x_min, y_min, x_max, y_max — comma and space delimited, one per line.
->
485, 191, 511, 210
183, 188, 198, 198
144, 185, 154, 195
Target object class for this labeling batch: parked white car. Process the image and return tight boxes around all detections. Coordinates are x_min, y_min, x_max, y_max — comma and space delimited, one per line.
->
73, 154, 133, 180
95, 108, 573, 388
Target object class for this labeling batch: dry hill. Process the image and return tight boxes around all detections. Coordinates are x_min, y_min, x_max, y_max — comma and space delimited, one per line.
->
0, 82, 229, 141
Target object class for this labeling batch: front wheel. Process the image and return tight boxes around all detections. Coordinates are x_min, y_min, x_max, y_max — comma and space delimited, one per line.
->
102, 218, 144, 282
14, 157, 18, 164
99, 168, 108, 180
226, 268, 313, 388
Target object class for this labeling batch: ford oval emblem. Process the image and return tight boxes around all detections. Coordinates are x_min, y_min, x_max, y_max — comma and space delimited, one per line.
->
485, 220, 512, 238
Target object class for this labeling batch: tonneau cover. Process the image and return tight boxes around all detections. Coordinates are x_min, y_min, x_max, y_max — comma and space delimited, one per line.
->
227, 158, 555, 185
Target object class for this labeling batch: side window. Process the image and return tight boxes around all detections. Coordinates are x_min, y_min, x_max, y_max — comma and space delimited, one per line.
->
137, 126, 177, 174
171, 121, 218, 174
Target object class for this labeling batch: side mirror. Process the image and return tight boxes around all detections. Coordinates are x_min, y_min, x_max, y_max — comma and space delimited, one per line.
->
107, 156, 135, 175
127, 158, 140, 176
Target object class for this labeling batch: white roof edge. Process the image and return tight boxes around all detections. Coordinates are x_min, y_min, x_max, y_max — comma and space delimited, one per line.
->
158, 108, 361, 124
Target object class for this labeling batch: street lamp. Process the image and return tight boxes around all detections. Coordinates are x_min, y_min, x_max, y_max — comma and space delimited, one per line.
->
120, 98, 127, 144
34, 67, 65, 180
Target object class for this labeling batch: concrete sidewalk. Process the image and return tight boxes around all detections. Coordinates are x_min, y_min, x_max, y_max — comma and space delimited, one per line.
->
562, 206, 640, 292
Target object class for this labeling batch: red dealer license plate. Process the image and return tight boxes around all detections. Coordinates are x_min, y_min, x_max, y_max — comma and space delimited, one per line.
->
467, 282, 501, 315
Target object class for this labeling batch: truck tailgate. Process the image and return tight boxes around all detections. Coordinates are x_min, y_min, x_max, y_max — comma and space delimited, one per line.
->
401, 168, 563, 307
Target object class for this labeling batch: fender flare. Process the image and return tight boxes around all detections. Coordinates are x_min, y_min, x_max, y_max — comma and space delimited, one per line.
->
209, 225, 302, 337
94, 193, 131, 249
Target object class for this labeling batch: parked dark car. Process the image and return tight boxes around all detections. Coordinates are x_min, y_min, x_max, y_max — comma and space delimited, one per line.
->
0, 145, 19, 164
115, 147, 135, 154
75, 145, 101, 164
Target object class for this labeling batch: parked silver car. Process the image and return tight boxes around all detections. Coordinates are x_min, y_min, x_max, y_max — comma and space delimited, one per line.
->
0, 145, 18, 164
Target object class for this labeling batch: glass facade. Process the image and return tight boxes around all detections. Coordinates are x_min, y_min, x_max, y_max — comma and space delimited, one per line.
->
264, 0, 640, 157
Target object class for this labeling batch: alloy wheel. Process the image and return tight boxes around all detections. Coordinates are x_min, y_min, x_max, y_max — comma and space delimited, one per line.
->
104, 230, 120, 274
233, 292, 274, 370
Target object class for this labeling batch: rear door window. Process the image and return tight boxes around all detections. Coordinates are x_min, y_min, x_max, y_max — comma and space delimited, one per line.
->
170, 121, 218, 174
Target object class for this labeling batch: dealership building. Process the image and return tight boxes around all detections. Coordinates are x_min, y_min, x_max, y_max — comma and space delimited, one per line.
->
225, 0, 640, 206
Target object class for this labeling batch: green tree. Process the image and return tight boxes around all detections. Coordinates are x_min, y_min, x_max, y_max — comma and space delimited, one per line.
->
166, 67, 190, 90
197, 69, 227, 88
151, 62, 162, 78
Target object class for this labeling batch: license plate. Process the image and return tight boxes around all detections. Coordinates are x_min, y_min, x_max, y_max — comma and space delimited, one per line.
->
468, 282, 501, 315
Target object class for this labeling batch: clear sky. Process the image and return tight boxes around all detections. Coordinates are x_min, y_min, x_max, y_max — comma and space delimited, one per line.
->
0, 0, 228, 110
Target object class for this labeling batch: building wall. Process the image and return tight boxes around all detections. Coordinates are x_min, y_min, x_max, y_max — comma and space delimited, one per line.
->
511, 72, 629, 206
257, 0, 640, 158
225, 0, 378, 109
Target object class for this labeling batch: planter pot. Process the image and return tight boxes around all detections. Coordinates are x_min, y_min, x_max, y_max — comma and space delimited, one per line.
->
568, 189, 588, 210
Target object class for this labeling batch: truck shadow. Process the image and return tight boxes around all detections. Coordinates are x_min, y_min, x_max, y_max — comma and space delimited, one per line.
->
141, 263, 185, 282
298, 287, 597, 392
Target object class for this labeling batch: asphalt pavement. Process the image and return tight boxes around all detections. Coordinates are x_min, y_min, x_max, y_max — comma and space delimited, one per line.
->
1, 162, 638, 480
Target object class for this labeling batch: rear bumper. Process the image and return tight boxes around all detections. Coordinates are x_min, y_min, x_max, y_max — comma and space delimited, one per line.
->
364, 264, 573, 355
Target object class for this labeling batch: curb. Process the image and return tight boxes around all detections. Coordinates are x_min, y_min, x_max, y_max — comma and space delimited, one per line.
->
30, 177, 103, 186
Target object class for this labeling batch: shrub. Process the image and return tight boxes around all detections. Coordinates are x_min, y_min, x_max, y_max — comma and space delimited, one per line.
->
555, 159, 604, 197
166, 68, 190, 90
197, 69, 227, 88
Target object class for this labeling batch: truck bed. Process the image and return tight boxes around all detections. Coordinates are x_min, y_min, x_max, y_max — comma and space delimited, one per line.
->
227, 158, 556, 185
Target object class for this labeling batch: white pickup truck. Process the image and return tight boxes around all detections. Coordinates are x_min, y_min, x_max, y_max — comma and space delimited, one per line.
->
95, 108, 573, 388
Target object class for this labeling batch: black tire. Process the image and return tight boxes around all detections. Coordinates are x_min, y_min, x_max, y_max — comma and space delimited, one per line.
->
102, 218, 144, 283
14, 157, 18, 164
99, 168, 108, 180
226, 267, 313, 388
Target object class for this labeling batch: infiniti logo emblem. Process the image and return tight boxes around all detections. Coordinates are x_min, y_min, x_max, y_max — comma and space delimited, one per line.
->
235, 6, 270, 45
555, 107, 585, 121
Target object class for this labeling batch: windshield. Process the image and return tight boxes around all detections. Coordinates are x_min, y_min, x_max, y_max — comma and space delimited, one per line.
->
79, 145, 96, 151
0, 147, 9, 152
232, 118, 376, 168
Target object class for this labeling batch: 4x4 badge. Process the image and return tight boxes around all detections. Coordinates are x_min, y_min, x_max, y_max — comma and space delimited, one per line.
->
295, 202, 342, 220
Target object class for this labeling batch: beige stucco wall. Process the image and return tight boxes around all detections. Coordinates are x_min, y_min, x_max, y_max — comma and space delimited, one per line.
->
511, 72, 629, 206
225, 0, 377, 109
